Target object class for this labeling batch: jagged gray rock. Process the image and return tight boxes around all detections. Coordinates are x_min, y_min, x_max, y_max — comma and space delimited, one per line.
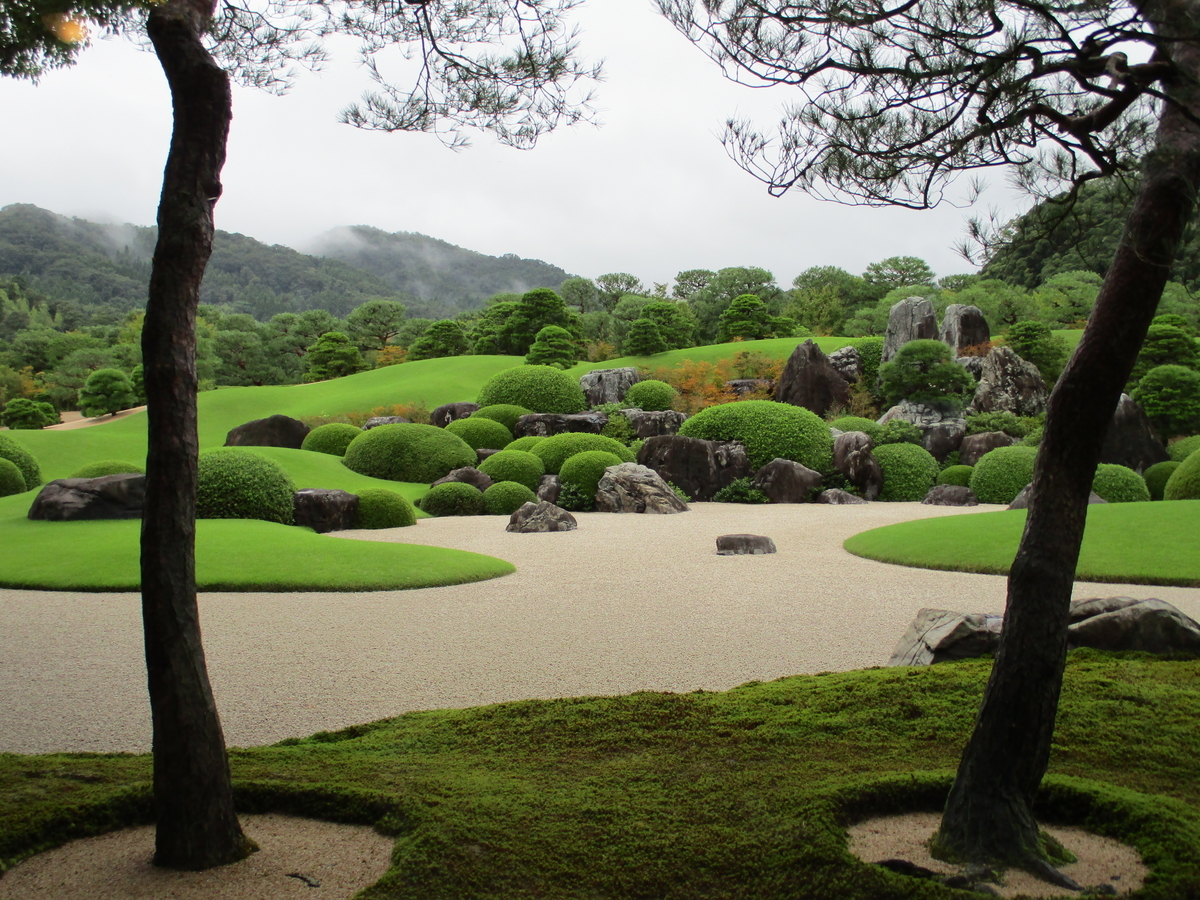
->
431, 467, 493, 492
506, 501, 578, 533
815, 488, 868, 504
968, 346, 1048, 417
514, 412, 608, 438
579, 367, 641, 406
431, 402, 479, 428
1099, 393, 1169, 473
882, 297, 938, 363
939, 304, 991, 356
922, 484, 978, 506
752, 458, 823, 503
833, 431, 883, 501
225, 414, 310, 449
958, 431, 1017, 467
877, 400, 966, 462
637, 435, 751, 501
828, 345, 863, 384
293, 489, 359, 533
888, 609, 1004, 666
595, 463, 689, 513
622, 408, 689, 439
773, 339, 851, 418
362, 416, 410, 430
957, 356, 985, 380
716, 534, 777, 555
27, 474, 146, 521
536, 474, 561, 503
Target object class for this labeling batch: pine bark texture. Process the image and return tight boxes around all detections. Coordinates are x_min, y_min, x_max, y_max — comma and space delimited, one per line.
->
142, 0, 251, 869
937, 0, 1200, 875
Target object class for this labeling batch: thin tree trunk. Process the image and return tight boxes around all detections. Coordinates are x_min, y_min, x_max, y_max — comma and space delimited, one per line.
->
936, 2, 1200, 880
141, 0, 252, 870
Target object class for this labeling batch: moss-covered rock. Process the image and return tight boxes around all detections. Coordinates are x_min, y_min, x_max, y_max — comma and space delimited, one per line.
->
0, 433, 41, 489
476, 365, 587, 414
936, 465, 974, 487
472, 404, 532, 434
530, 433, 636, 475
1091, 463, 1151, 503
677, 400, 833, 471
969, 445, 1038, 504
477, 449, 546, 491
483, 481, 538, 516
446, 416, 515, 452
301, 423, 362, 457
197, 448, 296, 525
559, 450, 623, 502
0, 457, 26, 497
1144, 460, 1181, 501
354, 488, 417, 528
874, 443, 940, 501
421, 481, 488, 516
342, 424, 478, 484
623, 380, 677, 412
69, 460, 145, 479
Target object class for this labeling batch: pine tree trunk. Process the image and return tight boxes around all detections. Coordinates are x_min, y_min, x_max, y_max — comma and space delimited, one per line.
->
936, 1, 1200, 879
141, 0, 251, 870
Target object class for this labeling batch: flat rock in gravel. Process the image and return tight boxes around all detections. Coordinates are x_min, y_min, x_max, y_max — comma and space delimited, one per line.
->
506, 501, 577, 533
921, 485, 977, 506
716, 534, 777, 555
815, 488, 868, 504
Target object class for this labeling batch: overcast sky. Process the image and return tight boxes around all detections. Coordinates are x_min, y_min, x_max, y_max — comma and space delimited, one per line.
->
0, 0, 1023, 290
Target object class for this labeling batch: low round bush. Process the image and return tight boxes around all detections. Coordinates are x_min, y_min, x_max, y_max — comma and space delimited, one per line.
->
875, 419, 923, 446
343, 424, 478, 483
874, 442, 940, 501
1144, 460, 1181, 501
559, 450, 623, 502
623, 380, 677, 411
678, 400, 833, 471
505, 435, 545, 453
969, 445, 1038, 504
421, 481, 487, 516
197, 448, 296, 525
0, 433, 41, 489
1169, 434, 1200, 461
472, 404, 531, 434
301, 423, 362, 457
530, 433, 636, 475
475, 365, 587, 414
477, 449, 546, 491
1164, 449, 1200, 500
446, 416, 515, 452
828, 416, 882, 442
1091, 463, 1151, 503
712, 477, 769, 504
70, 460, 145, 479
937, 465, 974, 487
354, 488, 417, 528
483, 481, 538, 515
0, 457, 26, 497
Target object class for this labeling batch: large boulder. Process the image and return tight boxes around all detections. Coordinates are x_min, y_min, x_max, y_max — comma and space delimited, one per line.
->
968, 346, 1048, 417
828, 345, 863, 384
431, 466, 494, 492
882, 297, 938, 363
888, 608, 1003, 666
938, 304, 990, 356
579, 367, 641, 407
27, 474, 146, 521
752, 458, 823, 503
595, 463, 689, 514
224, 414, 310, 449
773, 339, 851, 417
293, 489, 359, 534
431, 402, 479, 428
622, 409, 689, 439
362, 415, 410, 430
958, 431, 1017, 467
506, 501, 578, 533
1099, 393, 1170, 473
637, 435, 752, 501
921, 484, 978, 506
815, 488, 868, 504
833, 431, 883, 501
514, 412, 608, 438
716, 534, 777, 555
877, 400, 966, 462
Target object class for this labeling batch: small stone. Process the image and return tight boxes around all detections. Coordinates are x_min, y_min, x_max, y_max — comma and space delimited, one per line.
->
815, 488, 868, 504
716, 534, 776, 555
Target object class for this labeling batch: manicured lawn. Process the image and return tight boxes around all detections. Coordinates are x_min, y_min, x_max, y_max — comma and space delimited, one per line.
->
2, 652, 1198, 897
844, 501, 1200, 587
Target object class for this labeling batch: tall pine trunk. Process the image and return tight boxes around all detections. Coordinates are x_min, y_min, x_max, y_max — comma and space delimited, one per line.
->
141, 0, 252, 869
936, 0, 1200, 880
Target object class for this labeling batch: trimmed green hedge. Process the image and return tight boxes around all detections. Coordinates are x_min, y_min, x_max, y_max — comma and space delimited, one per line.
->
970, 445, 1038, 504
623, 380, 677, 411
476, 365, 587, 414
472, 404, 532, 434
69, 460, 145, 479
936, 465, 973, 487
354, 488, 417, 529
1164, 449, 1200, 500
421, 481, 487, 516
483, 481, 538, 516
197, 448, 296, 525
477, 449, 545, 491
0, 458, 25, 498
828, 416, 882, 442
677, 400, 833, 471
558, 450, 623, 502
530, 433, 636, 475
446, 416, 515, 452
1145, 460, 1181, 501
874, 442, 939, 501
0, 433, 41, 489
505, 435, 545, 453
301, 423, 362, 457
1169, 434, 1200, 462
342, 423, 477, 484
1092, 463, 1151, 503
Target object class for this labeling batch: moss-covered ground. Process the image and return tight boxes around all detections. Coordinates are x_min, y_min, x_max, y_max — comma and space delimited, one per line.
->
2, 651, 1198, 897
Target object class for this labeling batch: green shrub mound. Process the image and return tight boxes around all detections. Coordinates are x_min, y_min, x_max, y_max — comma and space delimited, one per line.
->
483, 481, 538, 515
446, 416, 515, 452
342, 423, 478, 484
421, 481, 487, 516
875, 419, 923, 446
874, 442, 940, 501
970, 445, 1038, 504
559, 450, 623, 502
197, 448, 296, 525
1144, 460, 1181, 501
1164, 449, 1200, 500
0, 457, 26, 497
828, 416, 882, 442
475, 365, 587, 414
1169, 434, 1200, 461
1091, 463, 1151, 503
505, 435, 545, 453
472, 404, 532, 434
530, 433, 636, 475
354, 488, 417, 529
70, 460, 145, 479
301, 423, 362, 457
936, 465, 974, 487
677, 400, 833, 471
623, 380, 677, 411
0, 433, 42, 489
477, 449, 546, 491
712, 477, 769, 504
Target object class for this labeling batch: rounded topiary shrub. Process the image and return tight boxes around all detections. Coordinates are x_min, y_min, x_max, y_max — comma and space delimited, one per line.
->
505, 435, 545, 453
1144, 460, 1181, 501
483, 481, 538, 515
70, 460, 145, 479
0, 433, 41, 489
197, 448, 296, 525
970, 445, 1038, 504
1169, 434, 1200, 462
420, 481, 487, 516
301, 423, 362, 457
937, 464, 974, 487
475, 365, 587, 414
1091, 463, 1151, 503
530, 433, 636, 475
0, 457, 26, 497
446, 416, 515, 452
559, 450, 623, 502
477, 449, 545, 491
623, 380, 677, 411
677, 400, 833, 471
874, 442, 940, 501
828, 416, 882, 442
1164, 450, 1200, 500
354, 488, 417, 529
343, 424, 478, 484
473, 404, 532, 434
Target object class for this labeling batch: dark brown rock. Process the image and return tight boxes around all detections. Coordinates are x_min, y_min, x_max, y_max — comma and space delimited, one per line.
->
967, 346, 1048, 417
939, 304, 990, 355
622, 409, 689, 439
362, 415, 410, 430
431, 402, 479, 428
752, 458, 823, 503
833, 431, 883, 501
536, 474, 561, 503
1099, 393, 1169, 473
224, 414, 310, 449
513, 412, 608, 438
293, 489, 359, 533
431, 467, 493, 492
716, 534, 777, 555
958, 431, 1017, 467
28, 474, 147, 521
773, 339, 851, 417
922, 484, 978, 506
476, 449, 502, 461
637, 435, 751, 501
882, 297, 938, 363
579, 367, 641, 406
877, 400, 966, 462
506, 501, 577, 533
815, 488, 868, 504
595, 463, 689, 513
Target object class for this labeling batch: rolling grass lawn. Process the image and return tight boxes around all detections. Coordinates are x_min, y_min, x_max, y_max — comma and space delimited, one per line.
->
844, 500, 1200, 587
2, 652, 1199, 897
